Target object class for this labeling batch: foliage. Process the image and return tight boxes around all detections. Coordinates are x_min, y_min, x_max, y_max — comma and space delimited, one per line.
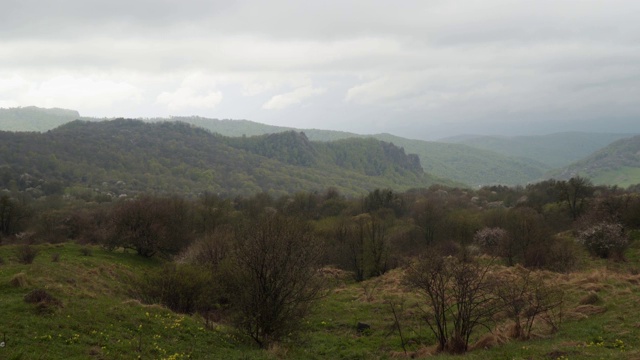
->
557, 176, 595, 220
577, 222, 629, 259
105, 196, 194, 257
136, 263, 223, 317
0, 119, 437, 199
473, 227, 509, 256
0, 195, 28, 237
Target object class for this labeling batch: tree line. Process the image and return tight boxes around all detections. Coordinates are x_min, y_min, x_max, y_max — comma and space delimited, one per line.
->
2, 176, 640, 352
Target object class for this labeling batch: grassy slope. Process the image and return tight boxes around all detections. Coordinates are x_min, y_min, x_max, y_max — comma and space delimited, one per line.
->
2, 242, 640, 359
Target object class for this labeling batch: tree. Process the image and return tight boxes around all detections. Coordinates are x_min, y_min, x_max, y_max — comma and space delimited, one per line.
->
557, 176, 594, 220
0, 195, 27, 238
228, 214, 325, 348
106, 196, 194, 257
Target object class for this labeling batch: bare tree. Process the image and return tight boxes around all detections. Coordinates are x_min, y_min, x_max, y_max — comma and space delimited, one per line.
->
229, 214, 325, 348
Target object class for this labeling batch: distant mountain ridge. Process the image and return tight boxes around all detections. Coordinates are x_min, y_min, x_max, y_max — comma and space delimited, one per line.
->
0, 106, 80, 132
0, 119, 442, 198
2, 106, 636, 187
440, 132, 634, 169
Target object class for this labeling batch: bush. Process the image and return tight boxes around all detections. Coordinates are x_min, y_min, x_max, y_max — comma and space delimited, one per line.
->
473, 227, 509, 256
16, 245, 39, 264
404, 250, 499, 354
227, 214, 325, 348
136, 263, 225, 316
24, 288, 63, 314
577, 222, 628, 259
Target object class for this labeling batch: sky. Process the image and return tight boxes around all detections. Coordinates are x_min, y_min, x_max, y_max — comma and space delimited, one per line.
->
1, 0, 640, 140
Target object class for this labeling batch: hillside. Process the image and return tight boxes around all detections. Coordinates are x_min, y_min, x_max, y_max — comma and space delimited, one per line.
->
2, 242, 640, 359
0, 119, 443, 198
551, 135, 640, 187
441, 132, 634, 169
371, 133, 549, 187
170, 118, 552, 186
0, 106, 80, 132
3, 106, 627, 187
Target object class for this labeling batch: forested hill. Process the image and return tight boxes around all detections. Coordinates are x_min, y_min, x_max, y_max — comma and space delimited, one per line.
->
551, 135, 640, 187
6, 106, 632, 187
0, 119, 443, 198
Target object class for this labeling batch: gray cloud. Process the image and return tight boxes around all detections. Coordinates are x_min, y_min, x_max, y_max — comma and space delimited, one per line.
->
1, 0, 640, 138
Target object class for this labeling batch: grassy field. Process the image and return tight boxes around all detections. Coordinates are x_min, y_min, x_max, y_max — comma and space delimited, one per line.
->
1, 242, 640, 359
591, 166, 640, 188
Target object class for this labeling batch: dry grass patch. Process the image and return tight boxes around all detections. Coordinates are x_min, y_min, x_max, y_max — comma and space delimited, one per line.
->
579, 291, 600, 305
9, 272, 29, 287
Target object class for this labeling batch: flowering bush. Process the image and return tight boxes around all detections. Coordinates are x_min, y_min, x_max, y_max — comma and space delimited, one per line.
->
577, 222, 628, 259
473, 227, 509, 255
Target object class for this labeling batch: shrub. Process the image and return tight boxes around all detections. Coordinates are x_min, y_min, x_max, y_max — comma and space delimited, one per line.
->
473, 227, 509, 256
24, 288, 63, 314
136, 263, 225, 316
577, 222, 628, 259
79, 246, 92, 256
404, 250, 499, 354
227, 214, 325, 348
16, 245, 39, 264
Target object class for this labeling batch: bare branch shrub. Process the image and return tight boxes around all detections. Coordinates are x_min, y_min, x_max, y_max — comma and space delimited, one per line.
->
227, 214, 325, 348
490, 267, 564, 340
404, 250, 499, 354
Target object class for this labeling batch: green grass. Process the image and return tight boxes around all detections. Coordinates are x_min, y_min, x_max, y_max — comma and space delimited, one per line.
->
591, 166, 640, 187
2, 243, 640, 359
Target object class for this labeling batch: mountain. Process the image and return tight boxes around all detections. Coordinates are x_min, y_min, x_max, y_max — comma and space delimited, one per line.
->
170, 118, 551, 186
440, 132, 634, 169
0, 106, 80, 131
0, 119, 444, 198
4, 106, 626, 187
550, 135, 640, 187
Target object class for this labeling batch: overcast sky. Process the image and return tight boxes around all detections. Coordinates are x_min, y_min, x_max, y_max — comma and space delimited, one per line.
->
1, 0, 639, 139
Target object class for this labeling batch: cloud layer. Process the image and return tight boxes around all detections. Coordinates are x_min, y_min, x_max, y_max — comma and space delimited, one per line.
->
1, 0, 639, 138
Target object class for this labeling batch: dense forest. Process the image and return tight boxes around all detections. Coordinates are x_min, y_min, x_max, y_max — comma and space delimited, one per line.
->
0, 119, 443, 199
